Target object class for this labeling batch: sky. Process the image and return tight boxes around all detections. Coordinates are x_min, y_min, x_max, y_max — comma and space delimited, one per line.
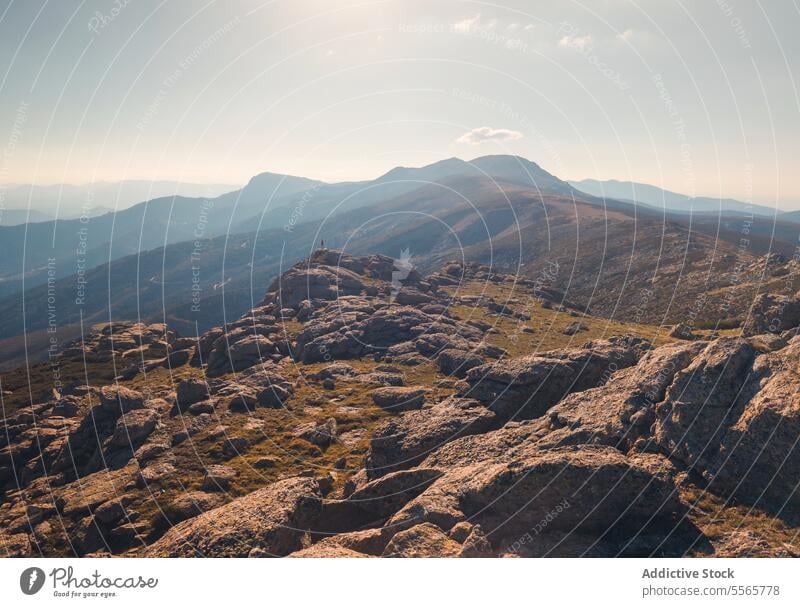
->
0, 0, 799, 209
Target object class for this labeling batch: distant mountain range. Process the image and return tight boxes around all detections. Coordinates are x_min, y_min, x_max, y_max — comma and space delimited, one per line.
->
0, 156, 576, 298
569, 178, 786, 217
1, 155, 799, 368
0, 180, 239, 225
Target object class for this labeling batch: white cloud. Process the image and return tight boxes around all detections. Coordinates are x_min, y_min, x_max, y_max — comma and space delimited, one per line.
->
558, 34, 593, 52
456, 127, 524, 145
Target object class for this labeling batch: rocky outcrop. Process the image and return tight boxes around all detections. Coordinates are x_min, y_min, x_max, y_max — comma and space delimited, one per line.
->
462, 336, 649, 420
4, 249, 800, 559
366, 397, 496, 479
742, 291, 800, 336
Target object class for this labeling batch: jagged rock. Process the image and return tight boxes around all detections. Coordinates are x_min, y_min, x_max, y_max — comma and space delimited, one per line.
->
307, 363, 357, 381
394, 289, 433, 305
356, 372, 405, 387
51, 397, 82, 417
702, 337, 800, 508
0, 531, 34, 558
228, 391, 259, 412
263, 258, 367, 309
654, 338, 756, 474
371, 387, 426, 411
458, 524, 493, 557
187, 401, 215, 415
256, 384, 291, 408
540, 340, 708, 452
7, 248, 800, 558
295, 305, 480, 363
93, 496, 134, 526
320, 468, 442, 532
146, 477, 322, 557
137, 461, 176, 488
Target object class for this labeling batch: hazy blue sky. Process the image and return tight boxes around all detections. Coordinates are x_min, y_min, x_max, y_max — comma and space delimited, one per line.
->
1, 0, 798, 208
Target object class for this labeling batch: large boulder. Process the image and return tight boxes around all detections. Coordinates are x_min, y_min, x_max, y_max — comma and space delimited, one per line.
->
689, 337, 800, 509
387, 447, 682, 554
206, 334, 276, 377
382, 523, 463, 557
371, 387, 427, 412
146, 477, 322, 557
742, 291, 800, 336
463, 336, 648, 420
107, 409, 159, 448
175, 378, 209, 410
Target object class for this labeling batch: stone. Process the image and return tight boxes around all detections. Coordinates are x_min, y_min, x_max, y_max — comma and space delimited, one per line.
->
256, 384, 291, 408
437, 349, 485, 378
222, 437, 249, 458
464, 336, 648, 420
228, 391, 259, 412
163, 491, 225, 524
742, 292, 800, 336
668, 323, 695, 340
188, 401, 215, 415
366, 397, 496, 479
99, 386, 144, 413
295, 418, 337, 448
371, 386, 426, 411
107, 409, 158, 448
253, 457, 278, 469
146, 477, 322, 557
176, 378, 209, 410
563, 321, 589, 335
202, 465, 237, 492
383, 523, 463, 557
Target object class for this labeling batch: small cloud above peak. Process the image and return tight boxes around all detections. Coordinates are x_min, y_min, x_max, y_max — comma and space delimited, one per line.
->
456, 127, 524, 145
